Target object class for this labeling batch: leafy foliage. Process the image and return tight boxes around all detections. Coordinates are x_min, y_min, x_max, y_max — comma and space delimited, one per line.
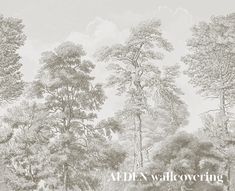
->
183, 13, 235, 190
0, 42, 126, 191
131, 132, 224, 191
97, 19, 188, 169
0, 15, 25, 103
182, 13, 235, 102
1, 102, 52, 191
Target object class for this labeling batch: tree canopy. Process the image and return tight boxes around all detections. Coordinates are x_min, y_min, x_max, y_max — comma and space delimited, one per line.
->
0, 15, 25, 103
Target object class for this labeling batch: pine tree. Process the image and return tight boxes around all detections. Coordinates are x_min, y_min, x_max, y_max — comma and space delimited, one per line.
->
182, 13, 235, 190
97, 20, 185, 170
182, 13, 235, 131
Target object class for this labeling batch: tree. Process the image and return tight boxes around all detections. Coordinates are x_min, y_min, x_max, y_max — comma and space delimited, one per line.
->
1, 101, 126, 191
150, 64, 189, 136
1, 101, 52, 191
31, 42, 125, 191
97, 19, 188, 170
182, 13, 235, 131
0, 15, 26, 190
0, 15, 25, 103
127, 132, 224, 191
0, 14, 26, 146
182, 13, 235, 190
112, 64, 188, 171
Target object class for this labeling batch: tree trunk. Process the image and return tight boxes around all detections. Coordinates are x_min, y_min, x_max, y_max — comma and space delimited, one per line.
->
133, 118, 137, 171
219, 89, 228, 133
229, 158, 235, 191
134, 113, 143, 169
219, 89, 235, 191
63, 163, 68, 191
228, 163, 230, 191
225, 159, 231, 191
133, 67, 144, 170
220, 90, 232, 191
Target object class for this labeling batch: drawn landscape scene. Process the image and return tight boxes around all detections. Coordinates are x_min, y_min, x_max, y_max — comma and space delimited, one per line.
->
0, 0, 234, 190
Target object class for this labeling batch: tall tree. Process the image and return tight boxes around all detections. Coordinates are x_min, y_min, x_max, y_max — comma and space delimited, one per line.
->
32, 42, 125, 191
97, 19, 186, 170
182, 13, 235, 190
0, 15, 26, 189
182, 13, 235, 132
1, 101, 52, 191
0, 15, 25, 103
113, 64, 188, 170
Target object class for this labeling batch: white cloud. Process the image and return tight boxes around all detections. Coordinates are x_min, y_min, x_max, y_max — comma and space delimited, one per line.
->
66, 17, 129, 56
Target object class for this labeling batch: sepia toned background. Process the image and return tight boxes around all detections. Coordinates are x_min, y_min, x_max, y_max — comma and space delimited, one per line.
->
0, 1, 235, 191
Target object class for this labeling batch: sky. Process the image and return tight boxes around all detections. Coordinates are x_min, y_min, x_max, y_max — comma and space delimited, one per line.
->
0, 0, 234, 131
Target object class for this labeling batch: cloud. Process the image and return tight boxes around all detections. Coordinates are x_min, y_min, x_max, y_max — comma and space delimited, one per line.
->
66, 17, 129, 56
